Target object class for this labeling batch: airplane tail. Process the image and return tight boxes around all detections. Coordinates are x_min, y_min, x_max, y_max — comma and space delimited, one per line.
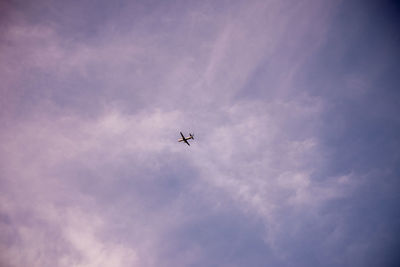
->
190, 133, 194, 139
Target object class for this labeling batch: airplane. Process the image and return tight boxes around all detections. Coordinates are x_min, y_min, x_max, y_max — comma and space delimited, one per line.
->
178, 132, 194, 146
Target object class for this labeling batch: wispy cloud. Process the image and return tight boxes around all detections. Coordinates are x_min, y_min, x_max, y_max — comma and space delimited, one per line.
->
1, 0, 399, 266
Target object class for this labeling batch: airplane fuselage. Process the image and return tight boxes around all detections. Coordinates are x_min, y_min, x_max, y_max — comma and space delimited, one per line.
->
178, 136, 193, 142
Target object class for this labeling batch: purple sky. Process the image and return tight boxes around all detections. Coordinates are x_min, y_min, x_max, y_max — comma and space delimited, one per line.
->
1, 0, 400, 266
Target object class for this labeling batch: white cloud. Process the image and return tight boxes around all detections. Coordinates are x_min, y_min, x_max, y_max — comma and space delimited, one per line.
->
61, 208, 138, 267
3, 0, 383, 266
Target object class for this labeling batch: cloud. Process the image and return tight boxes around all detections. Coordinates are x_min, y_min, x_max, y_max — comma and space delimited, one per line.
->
1, 0, 399, 266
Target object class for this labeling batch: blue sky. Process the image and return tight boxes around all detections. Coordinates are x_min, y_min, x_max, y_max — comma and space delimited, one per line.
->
1, 0, 399, 266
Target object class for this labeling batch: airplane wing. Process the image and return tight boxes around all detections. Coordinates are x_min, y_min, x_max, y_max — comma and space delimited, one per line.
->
183, 139, 190, 146
180, 132, 185, 139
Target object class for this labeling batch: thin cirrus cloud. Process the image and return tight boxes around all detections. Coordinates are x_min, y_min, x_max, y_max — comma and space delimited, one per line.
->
1, 0, 399, 266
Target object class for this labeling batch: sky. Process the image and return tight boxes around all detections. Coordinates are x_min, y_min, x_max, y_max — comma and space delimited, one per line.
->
0, 0, 399, 266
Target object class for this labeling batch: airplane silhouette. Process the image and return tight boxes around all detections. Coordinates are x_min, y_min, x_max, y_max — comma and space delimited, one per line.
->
178, 132, 194, 146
